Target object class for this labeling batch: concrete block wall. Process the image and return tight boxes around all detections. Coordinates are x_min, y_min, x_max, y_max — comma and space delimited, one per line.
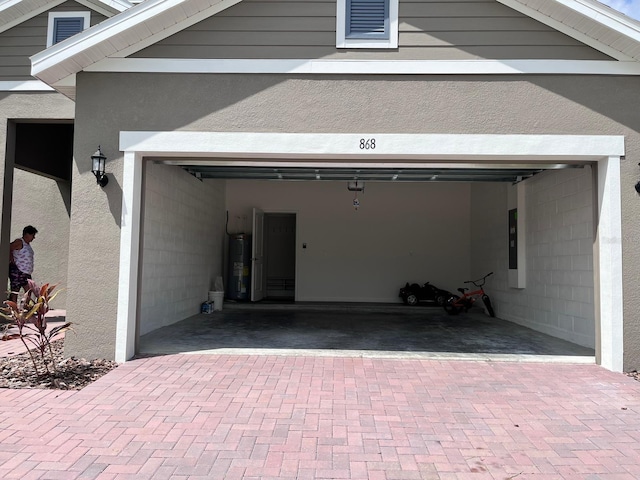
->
471, 167, 595, 349
226, 180, 472, 303
139, 163, 225, 336
524, 167, 595, 348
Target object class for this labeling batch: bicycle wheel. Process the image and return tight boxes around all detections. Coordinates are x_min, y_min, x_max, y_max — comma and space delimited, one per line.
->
482, 295, 495, 317
443, 296, 461, 315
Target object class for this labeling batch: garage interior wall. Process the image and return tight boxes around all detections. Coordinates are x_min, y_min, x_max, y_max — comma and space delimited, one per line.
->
139, 163, 226, 336
226, 180, 472, 302
470, 168, 595, 349
11, 169, 70, 308
137, 165, 595, 350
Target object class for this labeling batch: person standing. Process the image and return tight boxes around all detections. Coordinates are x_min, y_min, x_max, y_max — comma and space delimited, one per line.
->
8, 225, 37, 302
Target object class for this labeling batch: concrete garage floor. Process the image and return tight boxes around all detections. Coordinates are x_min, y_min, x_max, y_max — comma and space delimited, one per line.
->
138, 302, 595, 363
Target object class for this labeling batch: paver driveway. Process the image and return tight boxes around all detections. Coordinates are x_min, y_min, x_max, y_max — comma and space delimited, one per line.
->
1, 354, 639, 479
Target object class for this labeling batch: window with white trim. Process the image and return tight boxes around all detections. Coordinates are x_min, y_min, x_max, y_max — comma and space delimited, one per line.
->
336, 0, 398, 49
47, 12, 91, 47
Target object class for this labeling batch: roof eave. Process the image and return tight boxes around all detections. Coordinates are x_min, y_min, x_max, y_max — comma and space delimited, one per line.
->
0, 0, 131, 35
31, 0, 238, 86
497, 0, 640, 61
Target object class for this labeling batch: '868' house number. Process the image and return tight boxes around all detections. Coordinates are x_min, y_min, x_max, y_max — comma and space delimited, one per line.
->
359, 139, 376, 150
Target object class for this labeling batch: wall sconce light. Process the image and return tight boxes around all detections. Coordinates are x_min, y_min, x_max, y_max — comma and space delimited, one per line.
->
91, 146, 108, 187
635, 181, 640, 194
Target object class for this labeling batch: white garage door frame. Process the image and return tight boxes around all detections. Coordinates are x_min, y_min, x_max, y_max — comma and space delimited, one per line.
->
116, 132, 625, 371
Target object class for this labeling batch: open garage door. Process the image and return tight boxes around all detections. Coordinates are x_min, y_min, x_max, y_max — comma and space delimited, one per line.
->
117, 132, 623, 372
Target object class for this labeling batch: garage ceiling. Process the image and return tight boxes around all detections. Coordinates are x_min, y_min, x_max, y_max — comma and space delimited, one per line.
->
166, 163, 585, 183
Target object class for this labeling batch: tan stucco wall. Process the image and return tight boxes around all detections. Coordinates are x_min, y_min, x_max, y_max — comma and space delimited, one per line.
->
11, 170, 70, 308
0, 92, 74, 307
72, 72, 640, 368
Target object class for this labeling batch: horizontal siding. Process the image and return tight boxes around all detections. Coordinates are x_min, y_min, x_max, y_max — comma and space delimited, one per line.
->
143, 31, 589, 47
132, 45, 608, 60
0, 1, 107, 81
132, 0, 612, 61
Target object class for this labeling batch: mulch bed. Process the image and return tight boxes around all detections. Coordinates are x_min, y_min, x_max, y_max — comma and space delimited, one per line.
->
0, 338, 118, 390
627, 370, 640, 382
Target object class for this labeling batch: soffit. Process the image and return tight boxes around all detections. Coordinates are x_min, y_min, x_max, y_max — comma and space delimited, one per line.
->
0, 0, 59, 23
31, 0, 234, 87
0, 0, 131, 34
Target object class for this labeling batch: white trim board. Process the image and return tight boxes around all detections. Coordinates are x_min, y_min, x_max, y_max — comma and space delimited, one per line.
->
87, 58, 640, 76
120, 132, 625, 158
115, 150, 142, 363
0, 80, 55, 91
117, 131, 624, 372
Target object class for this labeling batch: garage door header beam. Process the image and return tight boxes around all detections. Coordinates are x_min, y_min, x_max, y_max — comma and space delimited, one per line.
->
120, 132, 625, 160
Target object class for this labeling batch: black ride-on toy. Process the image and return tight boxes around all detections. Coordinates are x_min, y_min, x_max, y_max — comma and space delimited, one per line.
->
399, 282, 452, 306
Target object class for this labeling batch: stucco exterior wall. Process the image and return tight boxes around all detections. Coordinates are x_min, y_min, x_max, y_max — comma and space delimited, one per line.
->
72, 72, 640, 368
10, 170, 70, 308
140, 163, 225, 336
0, 92, 74, 307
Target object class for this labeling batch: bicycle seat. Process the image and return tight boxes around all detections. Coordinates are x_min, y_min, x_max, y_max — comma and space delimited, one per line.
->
457, 288, 467, 294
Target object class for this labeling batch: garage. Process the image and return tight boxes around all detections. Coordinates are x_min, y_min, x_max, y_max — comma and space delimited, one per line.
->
122, 132, 622, 368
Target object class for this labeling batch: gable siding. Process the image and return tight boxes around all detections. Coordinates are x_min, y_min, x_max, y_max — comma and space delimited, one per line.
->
0, 2, 108, 81
132, 0, 612, 61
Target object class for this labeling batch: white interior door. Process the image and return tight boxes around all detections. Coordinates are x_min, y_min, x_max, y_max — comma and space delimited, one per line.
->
251, 207, 265, 301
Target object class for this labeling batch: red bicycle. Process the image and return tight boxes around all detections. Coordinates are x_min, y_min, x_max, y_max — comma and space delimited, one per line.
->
443, 272, 495, 317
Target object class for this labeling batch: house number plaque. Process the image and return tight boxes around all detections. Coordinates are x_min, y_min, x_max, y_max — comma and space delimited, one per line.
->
359, 138, 376, 150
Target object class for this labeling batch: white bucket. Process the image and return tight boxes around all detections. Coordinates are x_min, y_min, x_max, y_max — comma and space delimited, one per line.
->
210, 291, 224, 311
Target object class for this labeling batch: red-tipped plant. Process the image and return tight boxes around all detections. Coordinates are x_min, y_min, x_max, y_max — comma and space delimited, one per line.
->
1, 280, 72, 376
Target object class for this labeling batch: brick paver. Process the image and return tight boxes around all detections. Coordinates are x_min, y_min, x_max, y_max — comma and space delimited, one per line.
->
1, 311, 68, 358
1, 355, 639, 479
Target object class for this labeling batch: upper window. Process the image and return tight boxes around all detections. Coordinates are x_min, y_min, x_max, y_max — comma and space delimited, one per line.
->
47, 12, 91, 47
337, 0, 398, 49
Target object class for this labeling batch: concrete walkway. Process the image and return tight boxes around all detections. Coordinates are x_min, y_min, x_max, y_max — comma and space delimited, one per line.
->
1, 353, 639, 479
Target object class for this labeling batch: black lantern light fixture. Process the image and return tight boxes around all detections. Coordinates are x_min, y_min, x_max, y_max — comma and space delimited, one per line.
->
91, 146, 108, 187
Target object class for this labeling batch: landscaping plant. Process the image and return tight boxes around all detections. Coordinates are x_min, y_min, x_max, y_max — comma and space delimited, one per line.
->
1, 279, 72, 377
